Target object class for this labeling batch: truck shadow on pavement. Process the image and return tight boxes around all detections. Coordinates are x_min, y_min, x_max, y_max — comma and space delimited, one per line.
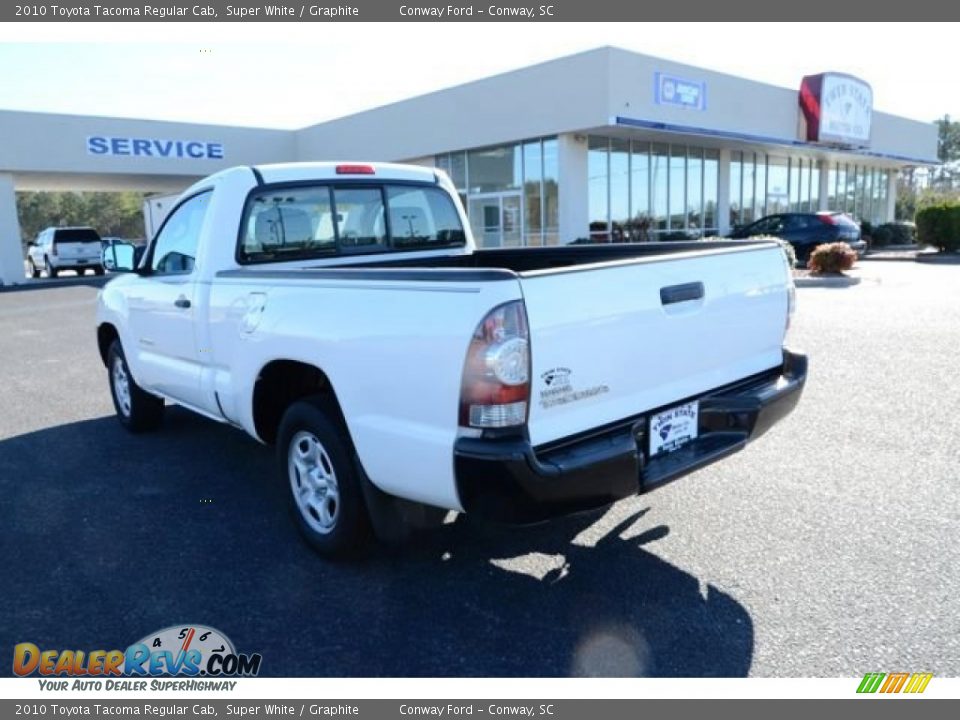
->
0, 408, 753, 678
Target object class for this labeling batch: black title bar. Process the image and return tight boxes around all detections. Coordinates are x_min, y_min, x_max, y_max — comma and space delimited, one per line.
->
4, 1, 959, 21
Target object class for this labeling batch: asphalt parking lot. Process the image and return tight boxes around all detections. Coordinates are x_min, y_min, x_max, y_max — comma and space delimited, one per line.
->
1, 261, 958, 677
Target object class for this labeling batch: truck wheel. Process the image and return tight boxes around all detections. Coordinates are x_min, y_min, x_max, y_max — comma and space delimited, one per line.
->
27, 259, 40, 278
94, 266, 105, 276
277, 397, 371, 559
107, 340, 164, 432
45, 258, 58, 278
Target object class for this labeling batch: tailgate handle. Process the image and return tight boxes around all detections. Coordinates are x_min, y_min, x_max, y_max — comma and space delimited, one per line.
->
660, 282, 704, 305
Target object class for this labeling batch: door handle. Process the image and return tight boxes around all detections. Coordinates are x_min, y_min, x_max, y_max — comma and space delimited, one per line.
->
660, 282, 704, 305
174, 295, 191, 309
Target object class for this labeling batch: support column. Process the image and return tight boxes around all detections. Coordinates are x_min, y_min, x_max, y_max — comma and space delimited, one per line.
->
717, 149, 732, 236
0, 174, 24, 286
557, 133, 589, 244
818, 160, 831, 212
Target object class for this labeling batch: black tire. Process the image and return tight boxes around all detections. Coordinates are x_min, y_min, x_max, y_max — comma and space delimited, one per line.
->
27, 259, 40, 279
277, 396, 372, 559
94, 266, 105, 276
107, 340, 164, 433
45, 258, 58, 279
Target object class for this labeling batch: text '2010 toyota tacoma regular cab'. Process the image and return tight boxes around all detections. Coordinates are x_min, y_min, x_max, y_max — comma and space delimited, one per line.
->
97, 162, 807, 558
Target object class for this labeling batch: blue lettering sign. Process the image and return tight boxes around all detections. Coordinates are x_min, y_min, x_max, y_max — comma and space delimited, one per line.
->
87, 137, 109, 155
654, 72, 707, 111
86, 136, 225, 160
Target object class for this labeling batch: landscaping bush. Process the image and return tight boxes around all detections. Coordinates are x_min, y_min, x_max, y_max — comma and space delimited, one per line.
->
807, 242, 857, 274
871, 224, 895, 247
916, 203, 960, 252
887, 222, 916, 245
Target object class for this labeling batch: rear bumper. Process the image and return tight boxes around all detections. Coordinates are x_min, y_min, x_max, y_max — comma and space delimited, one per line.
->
454, 349, 808, 523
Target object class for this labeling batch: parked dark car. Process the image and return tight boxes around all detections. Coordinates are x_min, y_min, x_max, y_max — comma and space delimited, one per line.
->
728, 212, 866, 263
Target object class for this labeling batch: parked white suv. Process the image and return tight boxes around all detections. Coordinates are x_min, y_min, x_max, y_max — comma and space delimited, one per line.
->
27, 226, 105, 278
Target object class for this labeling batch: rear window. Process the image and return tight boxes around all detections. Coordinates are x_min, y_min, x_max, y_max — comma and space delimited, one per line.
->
830, 213, 860, 228
238, 183, 465, 263
54, 228, 101, 244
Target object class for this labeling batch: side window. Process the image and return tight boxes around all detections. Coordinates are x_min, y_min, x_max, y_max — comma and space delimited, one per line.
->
754, 216, 785, 235
151, 192, 211, 275
240, 187, 336, 261
782, 215, 808, 232
386, 185, 466, 249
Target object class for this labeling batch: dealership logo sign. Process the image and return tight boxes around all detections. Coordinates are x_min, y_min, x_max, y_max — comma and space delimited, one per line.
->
654, 72, 707, 111
799, 73, 873, 146
12, 624, 261, 682
87, 135, 225, 160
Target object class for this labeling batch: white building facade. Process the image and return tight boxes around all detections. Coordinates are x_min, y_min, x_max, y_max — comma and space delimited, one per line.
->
0, 46, 938, 284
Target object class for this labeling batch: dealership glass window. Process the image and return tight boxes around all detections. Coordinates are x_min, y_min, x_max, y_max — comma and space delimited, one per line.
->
798, 159, 811, 212
766, 156, 789, 214
668, 146, 686, 232
630, 142, 651, 240
651, 143, 669, 233
523, 140, 543, 246
686, 147, 703, 233
789, 159, 801, 212
844, 165, 857, 215
588, 136, 610, 240
809, 160, 820, 211
753, 155, 767, 222
542, 138, 559, 245
729, 151, 743, 227
704, 149, 719, 232
437, 138, 559, 246
874, 170, 887, 223
586, 138, 718, 240
467, 144, 522, 193
859, 168, 868, 220
610, 139, 631, 241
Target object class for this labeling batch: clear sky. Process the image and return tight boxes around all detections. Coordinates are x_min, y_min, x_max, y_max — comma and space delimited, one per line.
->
0, 23, 956, 129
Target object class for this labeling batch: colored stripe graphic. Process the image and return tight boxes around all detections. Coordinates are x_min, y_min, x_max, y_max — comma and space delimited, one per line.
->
881, 673, 909, 693
857, 672, 932, 694
904, 673, 933, 694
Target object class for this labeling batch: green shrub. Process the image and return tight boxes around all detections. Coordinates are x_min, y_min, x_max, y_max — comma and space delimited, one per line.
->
808, 242, 857, 274
887, 222, 916, 245
916, 203, 960, 252
871, 225, 895, 247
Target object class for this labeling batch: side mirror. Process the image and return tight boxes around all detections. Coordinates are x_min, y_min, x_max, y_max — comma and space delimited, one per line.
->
103, 243, 137, 272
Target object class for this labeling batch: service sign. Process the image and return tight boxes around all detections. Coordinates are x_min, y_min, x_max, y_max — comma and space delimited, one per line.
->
654, 72, 707, 111
799, 73, 873, 146
87, 136, 225, 160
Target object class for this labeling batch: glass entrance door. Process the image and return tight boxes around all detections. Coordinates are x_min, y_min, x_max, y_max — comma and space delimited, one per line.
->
468, 192, 523, 248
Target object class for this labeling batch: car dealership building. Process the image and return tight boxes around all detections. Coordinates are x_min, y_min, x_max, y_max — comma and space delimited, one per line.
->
0, 46, 938, 284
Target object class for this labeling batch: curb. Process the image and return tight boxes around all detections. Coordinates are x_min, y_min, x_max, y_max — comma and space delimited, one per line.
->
915, 253, 960, 265
794, 275, 862, 288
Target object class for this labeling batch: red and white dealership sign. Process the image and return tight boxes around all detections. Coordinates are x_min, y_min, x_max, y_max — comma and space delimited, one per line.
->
799, 73, 873, 146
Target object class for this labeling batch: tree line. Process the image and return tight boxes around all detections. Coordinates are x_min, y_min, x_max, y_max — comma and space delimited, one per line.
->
16, 191, 147, 248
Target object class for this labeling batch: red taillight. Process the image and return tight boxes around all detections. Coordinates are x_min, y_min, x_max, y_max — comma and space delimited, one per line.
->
459, 301, 530, 429
816, 213, 837, 226
51, 243, 58, 257
335, 164, 375, 175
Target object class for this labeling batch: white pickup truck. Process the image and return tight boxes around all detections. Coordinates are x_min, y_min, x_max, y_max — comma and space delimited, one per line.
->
96, 162, 807, 558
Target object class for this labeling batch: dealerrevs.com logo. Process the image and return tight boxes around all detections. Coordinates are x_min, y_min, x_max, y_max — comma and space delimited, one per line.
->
13, 625, 261, 689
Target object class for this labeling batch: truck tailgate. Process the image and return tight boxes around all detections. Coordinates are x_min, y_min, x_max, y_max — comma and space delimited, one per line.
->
521, 244, 790, 447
